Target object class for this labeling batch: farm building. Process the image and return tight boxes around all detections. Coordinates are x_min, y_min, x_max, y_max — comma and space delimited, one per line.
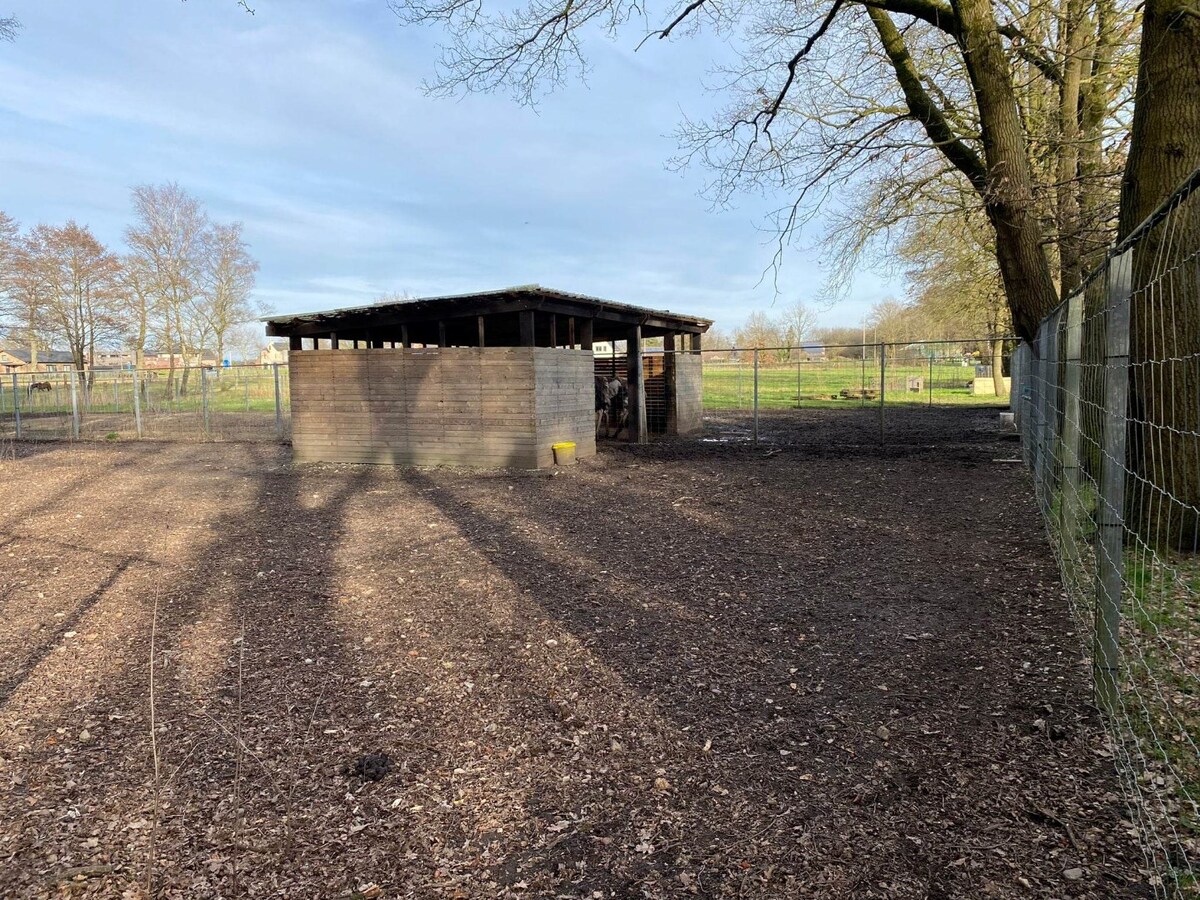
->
264, 286, 711, 469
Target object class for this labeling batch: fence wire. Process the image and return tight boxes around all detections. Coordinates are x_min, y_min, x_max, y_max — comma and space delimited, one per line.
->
0, 363, 289, 443
1016, 167, 1200, 897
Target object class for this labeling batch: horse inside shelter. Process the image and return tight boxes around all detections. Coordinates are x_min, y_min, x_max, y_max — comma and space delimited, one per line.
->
264, 285, 710, 469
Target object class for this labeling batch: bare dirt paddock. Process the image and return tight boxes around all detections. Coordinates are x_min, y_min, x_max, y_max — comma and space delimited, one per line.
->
0, 408, 1150, 899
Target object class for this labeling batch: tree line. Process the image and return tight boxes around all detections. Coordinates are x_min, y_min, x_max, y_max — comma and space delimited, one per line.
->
0, 184, 260, 397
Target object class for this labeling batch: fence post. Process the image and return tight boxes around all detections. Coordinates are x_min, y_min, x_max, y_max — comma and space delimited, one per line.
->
796, 359, 801, 408
1032, 331, 1047, 493
69, 369, 80, 440
132, 368, 143, 438
928, 355, 933, 407
201, 367, 211, 436
1059, 290, 1085, 540
1094, 248, 1132, 710
751, 349, 759, 444
11, 373, 20, 440
273, 363, 283, 440
878, 343, 885, 444
860, 346, 866, 407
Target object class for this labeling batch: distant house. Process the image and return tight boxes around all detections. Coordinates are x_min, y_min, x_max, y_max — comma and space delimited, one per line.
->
259, 340, 289, 366
799, 342, 826, 359
93, 351, 135, 370
143, 352, 219, 370
0, 345, 76, 373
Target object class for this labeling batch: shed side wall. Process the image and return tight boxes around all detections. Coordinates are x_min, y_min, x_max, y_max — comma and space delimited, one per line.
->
533, 348, 597, 467
290, 348, 542, 467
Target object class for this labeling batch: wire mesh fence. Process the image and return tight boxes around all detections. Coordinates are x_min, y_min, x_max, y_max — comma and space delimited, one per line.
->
0, 363, 290, 443
1015, 166, 1200, 897
697, 340, 1012, 442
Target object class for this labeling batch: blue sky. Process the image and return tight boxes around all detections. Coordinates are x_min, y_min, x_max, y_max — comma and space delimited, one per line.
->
0, 0, 899, 335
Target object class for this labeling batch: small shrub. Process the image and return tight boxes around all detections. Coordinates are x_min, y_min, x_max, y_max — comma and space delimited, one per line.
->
105, 432, 120, 442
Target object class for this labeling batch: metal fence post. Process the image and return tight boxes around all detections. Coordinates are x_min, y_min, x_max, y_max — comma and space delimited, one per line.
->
69, 369, 80, 440
878, 342, 885, 444
928, 354, 933, 407
11, 373, 20, 440
1046, 309, 1065, 513
751, 349, 759, 444
201, 367, 211, 436
132, 368, 143, 438
273, 363, 283, 440
860, 346, 866, 408
1095, 248, 1132, 710
1059, 290, 1085, 541
1032, 331, 1048, 495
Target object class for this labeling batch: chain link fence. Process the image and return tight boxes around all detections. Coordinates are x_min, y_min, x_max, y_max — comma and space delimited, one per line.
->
0, 363, 290, 443
1014, 166, 1200, 897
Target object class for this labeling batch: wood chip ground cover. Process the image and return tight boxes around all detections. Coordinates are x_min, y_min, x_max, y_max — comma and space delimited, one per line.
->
0, 408, 1152, 897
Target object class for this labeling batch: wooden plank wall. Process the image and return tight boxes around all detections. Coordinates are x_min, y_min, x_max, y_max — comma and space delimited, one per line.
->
290, 348, 595, 468
674, 353, 704, 435
533, 348, 597, 467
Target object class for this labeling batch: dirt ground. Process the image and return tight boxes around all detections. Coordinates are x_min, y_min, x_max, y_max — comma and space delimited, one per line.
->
0, 407, 1151, 898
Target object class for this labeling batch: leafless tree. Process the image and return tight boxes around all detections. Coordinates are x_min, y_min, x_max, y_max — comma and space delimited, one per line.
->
0, 15, 19, 43
201, 222, 260, 367
26, 222, 122, 375
389, 0, 1163, 342
126, 183, 210, 398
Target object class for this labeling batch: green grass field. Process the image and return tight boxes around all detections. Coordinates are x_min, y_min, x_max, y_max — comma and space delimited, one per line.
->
0, 367, 289, 419
701, 359, 1010, 409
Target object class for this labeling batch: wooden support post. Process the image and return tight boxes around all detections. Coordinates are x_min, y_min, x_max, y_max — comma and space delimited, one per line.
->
627, 325, 647, 444
477, 316, 486, 348
437, 321, 447, 347
579, 318, 594, 350
689, 333, 702, 353
568, 317, 576, 348
664, 334, 678, 435
289, 335, 302, 351
549, 314, 557, 348
519, 310, 536, 346
329, 332, 338, 350
401, 324, 410, 348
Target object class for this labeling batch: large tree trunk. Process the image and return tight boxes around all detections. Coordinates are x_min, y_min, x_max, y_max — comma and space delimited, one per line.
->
991, 335, 1008, 398
1119, 0, 1200, 550
951, 0, 1060, 341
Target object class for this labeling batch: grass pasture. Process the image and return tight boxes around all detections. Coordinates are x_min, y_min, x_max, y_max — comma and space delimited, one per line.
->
701, 357, 1009, 410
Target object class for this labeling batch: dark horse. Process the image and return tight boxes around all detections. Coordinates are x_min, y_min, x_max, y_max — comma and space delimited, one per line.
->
594, 376, 629, 438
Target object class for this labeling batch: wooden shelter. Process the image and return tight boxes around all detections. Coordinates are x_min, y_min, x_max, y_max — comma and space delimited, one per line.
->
264, 286, 711, 468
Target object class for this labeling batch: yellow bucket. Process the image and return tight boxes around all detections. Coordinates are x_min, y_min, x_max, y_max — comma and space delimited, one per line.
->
551, 441, 576, 466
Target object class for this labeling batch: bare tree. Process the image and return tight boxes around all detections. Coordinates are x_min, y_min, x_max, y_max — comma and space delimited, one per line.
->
0, 15, 19, 43
201, 222, 260, 366
390, 0, 1155, 341
777, 301, 819, 359
898, 206, 1011, 394
734, 311, 786, 359
126, 183, 209, 398
28, 222, 122, 374
1, 216, 52, 368
117, 254, 159, 370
